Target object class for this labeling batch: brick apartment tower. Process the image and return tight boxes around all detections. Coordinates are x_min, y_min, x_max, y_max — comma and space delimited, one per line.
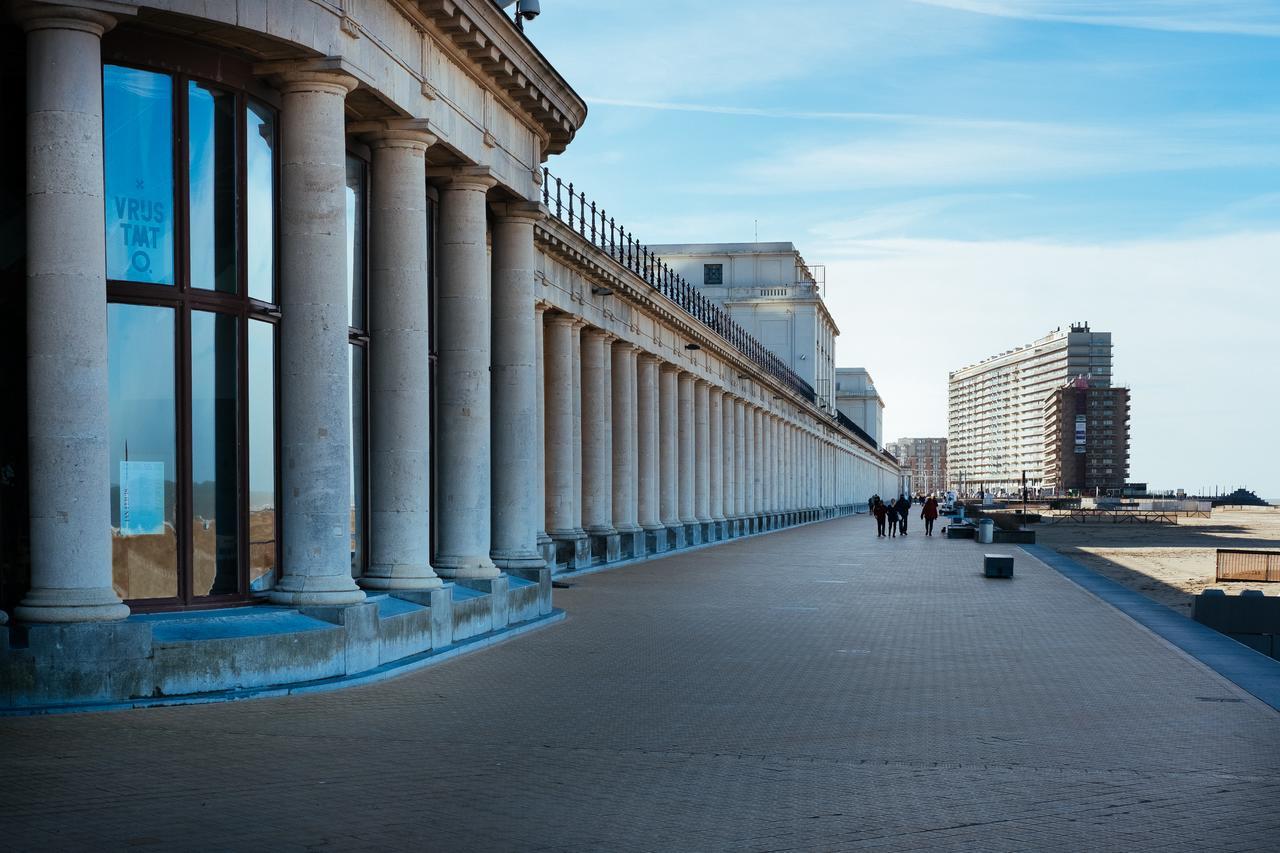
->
1042, 376, 1131, 496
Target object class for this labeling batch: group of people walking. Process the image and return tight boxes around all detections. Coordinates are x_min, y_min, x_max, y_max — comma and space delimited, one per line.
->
870, 494, 940, 538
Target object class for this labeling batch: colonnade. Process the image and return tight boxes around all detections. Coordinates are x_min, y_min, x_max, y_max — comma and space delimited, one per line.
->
13, 4, 882, 623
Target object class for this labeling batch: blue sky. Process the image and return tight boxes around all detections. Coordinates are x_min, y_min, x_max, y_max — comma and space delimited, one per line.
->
531, 0, 1280, 497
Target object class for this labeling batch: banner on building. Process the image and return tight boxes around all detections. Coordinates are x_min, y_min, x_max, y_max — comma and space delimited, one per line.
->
1074, 415, 1087, 454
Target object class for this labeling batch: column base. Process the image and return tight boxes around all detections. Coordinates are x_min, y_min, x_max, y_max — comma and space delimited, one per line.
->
617, 529, 645, 560
665, 523, 687, 551
550, 533, 590, 570
710, 519, 727, 541
537, 532, 557, 568
491, 550, 548, 572
697, 520, 714, 543
13, 586, 130, 624
433, 554, 501, 580
359, 563, 444, 591
681, 521, 700, 546
589, 531, 621, 565
643, 525, 669, 554
267, 574, 367, 607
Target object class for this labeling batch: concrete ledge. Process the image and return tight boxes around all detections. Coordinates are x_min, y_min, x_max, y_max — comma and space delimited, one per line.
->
2, 574, 556, 714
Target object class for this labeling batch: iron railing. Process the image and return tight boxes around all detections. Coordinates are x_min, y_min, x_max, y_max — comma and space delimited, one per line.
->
542, 169, 817, 404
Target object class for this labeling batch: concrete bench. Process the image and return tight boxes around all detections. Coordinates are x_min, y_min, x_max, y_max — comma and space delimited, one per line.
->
983, 554, 1014, 578
946, 524, 976, 540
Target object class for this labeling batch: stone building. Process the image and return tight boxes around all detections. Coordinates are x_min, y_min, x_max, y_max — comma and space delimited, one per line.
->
0, 0, 901, 711
886, 438, 947, 496
834, 368, 884, 448
1041, 379, 1131, 496
648, 243, 838, 413
947, 323, 1112, 494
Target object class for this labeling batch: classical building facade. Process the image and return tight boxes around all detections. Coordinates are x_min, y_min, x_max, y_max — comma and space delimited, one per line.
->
886, 438, 947, 496
648, 243, 838, 413
947, 324, 1112, 494
0, 0, 901, 711
834, 368, 884, 448
1041, 379, 1131, 496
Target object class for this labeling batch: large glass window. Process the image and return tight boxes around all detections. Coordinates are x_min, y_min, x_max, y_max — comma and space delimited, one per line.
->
191, 310, 240, 596
188, 82, 237, 293
345, 155, 368, 578
104, 64, 280, 609
104, 66, 176, 285
108, 304, 178, 601
246, 101, 276, 303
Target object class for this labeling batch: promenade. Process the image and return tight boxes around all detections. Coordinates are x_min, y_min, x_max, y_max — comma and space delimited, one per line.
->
2, 515, 1278, 852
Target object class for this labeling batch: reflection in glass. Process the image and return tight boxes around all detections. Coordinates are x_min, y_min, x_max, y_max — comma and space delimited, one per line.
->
104, 66, 175, 285
349, 345, 366, 577
191, 311, 240, 596
189, 82, 237, 293
108, 304, 178, 600
246, 100, 276, 303
345, 156, 366, 330
248, 320, 277, 591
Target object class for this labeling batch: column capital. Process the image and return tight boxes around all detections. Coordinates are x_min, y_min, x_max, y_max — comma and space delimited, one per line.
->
546, 310, 578, 328
348, 118, 437, 151
637, 351, 663, 364
13, 2, 127, 34
427, 164, 498, 193
659, 362, 681, 375
254, 58, 363, 96
534, 300, 552, 316
582, 326, 612, 342
611, 340, 640, 354
491, 200, 549, 224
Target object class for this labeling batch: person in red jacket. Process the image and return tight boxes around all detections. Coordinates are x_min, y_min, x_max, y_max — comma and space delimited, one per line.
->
873, 497, 887, 538
921, 495, 939, 536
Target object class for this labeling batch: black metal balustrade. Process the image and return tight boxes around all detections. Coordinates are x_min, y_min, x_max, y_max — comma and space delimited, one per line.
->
542, 169, 817, 404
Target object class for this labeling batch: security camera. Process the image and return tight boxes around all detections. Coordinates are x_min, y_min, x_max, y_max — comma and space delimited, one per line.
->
516, 0, 540, 20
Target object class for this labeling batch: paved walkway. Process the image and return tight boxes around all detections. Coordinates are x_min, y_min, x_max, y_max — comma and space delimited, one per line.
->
2, 516, 1278, 852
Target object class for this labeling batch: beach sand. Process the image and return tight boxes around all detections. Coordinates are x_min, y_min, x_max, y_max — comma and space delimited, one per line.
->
1034, 507, 1280, 616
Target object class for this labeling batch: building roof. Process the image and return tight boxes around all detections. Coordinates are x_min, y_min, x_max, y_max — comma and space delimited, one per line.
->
648, 242, 800, 256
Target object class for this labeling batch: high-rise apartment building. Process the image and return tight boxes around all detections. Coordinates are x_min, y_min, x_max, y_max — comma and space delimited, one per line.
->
1042, 379, 1131, 496
947, 323, 1113, 493
886, 438, 948, 495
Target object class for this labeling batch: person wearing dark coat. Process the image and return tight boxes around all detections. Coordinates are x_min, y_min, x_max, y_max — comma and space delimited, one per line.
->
896, 495, 911, 536
872, 497, 887, 537
885, 500, 899, 538
921, 496, 939, 536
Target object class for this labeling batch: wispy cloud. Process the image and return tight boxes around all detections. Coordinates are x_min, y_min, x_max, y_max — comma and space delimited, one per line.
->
730, 114, 1280, 193
909, 0, 1280, 36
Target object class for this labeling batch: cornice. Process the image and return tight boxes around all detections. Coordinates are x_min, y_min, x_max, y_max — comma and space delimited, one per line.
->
404, 0, 586, 156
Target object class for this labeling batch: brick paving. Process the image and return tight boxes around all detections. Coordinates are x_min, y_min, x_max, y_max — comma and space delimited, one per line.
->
2, 515, 1278, 852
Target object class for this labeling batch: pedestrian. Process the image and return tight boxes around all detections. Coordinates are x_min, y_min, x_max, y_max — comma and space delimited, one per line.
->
896, 494, 911, 536
885, 499, 899, 538
921, 495, 939, 536
873, 497, 887, 537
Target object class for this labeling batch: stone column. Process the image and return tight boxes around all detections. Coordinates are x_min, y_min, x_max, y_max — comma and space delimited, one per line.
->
754, 407, 765, 525
658, 364, 683, 548
743, 403, 756, 530
764, 414, 775, 525
721, 392, 736, 536
360, 123, 441, 590
268, 69, 366, 605
612, 342, 642, 558
693, 379, 712, 540
15, 5, 129, 621
734, 398, 747, 527
490, 202, 548, 572
534, 303, 554, 565
544, 313, 585, 566
581, 328, 619, 563
572, 320, 585, 540
433, 167, 499, 579
708, 388, 724, 539
636, 354, 665, 552
677, 371, 697, 543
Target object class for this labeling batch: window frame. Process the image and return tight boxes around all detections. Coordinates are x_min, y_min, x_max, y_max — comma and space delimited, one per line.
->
102, 55, 282, 612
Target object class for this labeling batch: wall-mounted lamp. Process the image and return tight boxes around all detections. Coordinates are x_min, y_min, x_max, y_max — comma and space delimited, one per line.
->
684, 343, 701, 351
591, 286, 614, 296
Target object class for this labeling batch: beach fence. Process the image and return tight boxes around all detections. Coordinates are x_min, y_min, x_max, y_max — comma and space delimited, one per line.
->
1216, 549, 1280, 583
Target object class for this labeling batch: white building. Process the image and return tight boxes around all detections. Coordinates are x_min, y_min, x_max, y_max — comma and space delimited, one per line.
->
648, 243, 838, 413
834, 368, 884, 448
947, 324, 1113, 493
